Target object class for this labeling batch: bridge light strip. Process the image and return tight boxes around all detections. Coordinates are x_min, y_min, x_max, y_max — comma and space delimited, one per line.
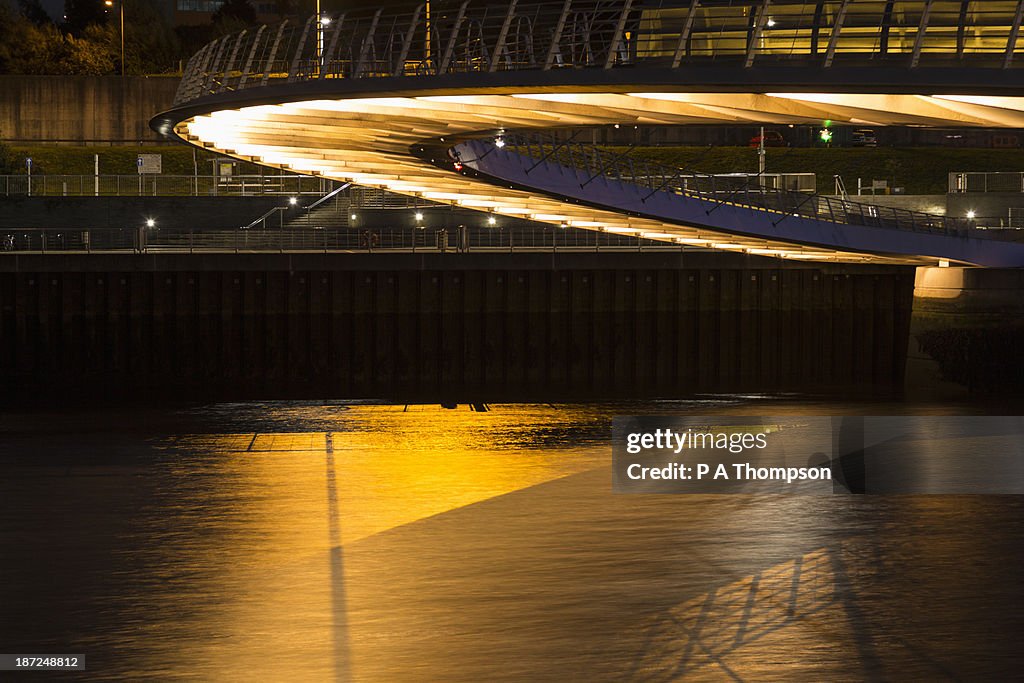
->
176, 87, 1013, 265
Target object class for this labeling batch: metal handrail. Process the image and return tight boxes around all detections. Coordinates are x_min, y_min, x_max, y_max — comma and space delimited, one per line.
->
0, 174, 334, 197
172, 1, 1024, 108
304, 182, 353, 210
242, 206, 288, 230
0, 225, 695, 255
499, 132, 975, 238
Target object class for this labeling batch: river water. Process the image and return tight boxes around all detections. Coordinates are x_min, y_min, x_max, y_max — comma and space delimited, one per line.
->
1, 398, 1022, 681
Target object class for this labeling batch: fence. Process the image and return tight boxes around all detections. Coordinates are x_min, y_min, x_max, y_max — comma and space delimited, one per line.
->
950, 172, 1024, 194
0, 226, 691, 254
0, 174, 336, 197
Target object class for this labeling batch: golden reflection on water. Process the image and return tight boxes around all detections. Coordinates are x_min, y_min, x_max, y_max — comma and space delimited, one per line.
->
164, 406, 607, 545
140, 406, 606, 681
4, 402, 1024, 682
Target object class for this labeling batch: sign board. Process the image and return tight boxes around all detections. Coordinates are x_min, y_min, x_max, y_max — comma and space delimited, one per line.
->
871, 179, 888, 189
137, 154, 162, 174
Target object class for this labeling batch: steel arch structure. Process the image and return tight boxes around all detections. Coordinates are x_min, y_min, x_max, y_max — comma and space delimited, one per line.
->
154, 0, 1024, 265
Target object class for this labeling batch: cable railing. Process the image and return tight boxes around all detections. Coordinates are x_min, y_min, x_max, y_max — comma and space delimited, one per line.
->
497, 132, 975, 238
0, 174, 336, 197
0, 226, 692, 255
173, 0, 1024, 107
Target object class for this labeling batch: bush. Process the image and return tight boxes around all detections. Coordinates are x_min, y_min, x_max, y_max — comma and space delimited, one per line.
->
0, 142, 19, 174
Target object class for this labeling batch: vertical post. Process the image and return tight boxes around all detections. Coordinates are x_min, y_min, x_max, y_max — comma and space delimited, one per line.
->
758, 126, 766, 175
394, 4, 424, 76
910, 0, 934, 68
288, 17, 316, 82
745, 0, 771, 68
543, 0, 572, 70
671, 0, 701, 68
490, 0, 519, 72
203, 38, 230, 93
439, 1, 469, 74
120, 3, 124, 76
1005, 0, 1024, 68
354, 9, 383, 78
956, 0, 970, 60
261, 22, 288, 86
221, 29, 247, 92
604, 0, 634, 68
823, 0, 850, 67
238, 24, 266, 88
94, 154, 99, 196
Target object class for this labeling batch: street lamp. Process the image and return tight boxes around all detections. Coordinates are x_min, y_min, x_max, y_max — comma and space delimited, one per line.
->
104, 0, 124, 77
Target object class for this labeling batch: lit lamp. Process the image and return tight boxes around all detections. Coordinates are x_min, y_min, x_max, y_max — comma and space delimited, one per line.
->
104, 0, 124, 77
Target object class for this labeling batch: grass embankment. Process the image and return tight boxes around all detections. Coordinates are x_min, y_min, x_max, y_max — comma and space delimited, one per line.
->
5, 145, 263, 176
610, 147, 1024, 195
5, 144, 1023, 195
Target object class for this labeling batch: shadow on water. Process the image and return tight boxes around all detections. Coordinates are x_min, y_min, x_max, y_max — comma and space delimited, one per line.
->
624, 536, 966, 682
325, 432, 352, 682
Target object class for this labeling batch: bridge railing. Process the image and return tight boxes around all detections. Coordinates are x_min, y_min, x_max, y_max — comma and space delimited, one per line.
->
499, 132, 973, 238
0, 174, 335, 197
0, 226, 692, 254
173, 1, 1024, 107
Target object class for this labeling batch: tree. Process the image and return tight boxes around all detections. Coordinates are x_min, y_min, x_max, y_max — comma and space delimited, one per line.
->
0, 142, 18, 175
64, 23, 117, 74
120, 0, 181, 74
212, 0, 256, 27
17, 0, 52, 26
64, 0, 107, 33
0, 0, 184, 75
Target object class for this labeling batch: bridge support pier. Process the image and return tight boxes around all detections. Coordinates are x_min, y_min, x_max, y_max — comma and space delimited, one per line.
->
908, 267, 1024, 398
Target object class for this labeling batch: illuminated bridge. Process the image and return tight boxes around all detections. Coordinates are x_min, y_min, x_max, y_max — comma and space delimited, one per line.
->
153, 0, 1024, 266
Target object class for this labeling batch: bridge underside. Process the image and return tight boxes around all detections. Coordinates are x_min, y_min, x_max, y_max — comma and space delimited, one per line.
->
165, 86, 1024, 265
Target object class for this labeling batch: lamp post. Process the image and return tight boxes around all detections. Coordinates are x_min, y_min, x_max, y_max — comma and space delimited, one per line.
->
104, 0, 124, 76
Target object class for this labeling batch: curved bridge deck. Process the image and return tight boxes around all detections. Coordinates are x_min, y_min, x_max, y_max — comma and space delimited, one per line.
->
154, 1, 1024, 266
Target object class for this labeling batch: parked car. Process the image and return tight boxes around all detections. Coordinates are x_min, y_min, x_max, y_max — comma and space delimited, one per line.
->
851, 128, 877, 147
749, 130, 787, 148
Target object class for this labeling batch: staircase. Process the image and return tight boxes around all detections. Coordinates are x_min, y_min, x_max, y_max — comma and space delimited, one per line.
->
285, 184, 354, 229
